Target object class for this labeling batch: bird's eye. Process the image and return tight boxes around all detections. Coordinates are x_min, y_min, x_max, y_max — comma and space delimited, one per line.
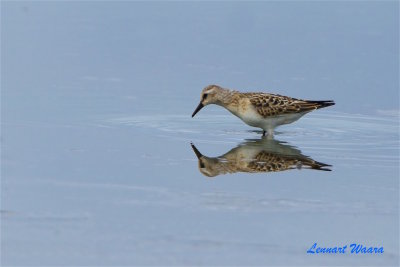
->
203, 93, 208, 100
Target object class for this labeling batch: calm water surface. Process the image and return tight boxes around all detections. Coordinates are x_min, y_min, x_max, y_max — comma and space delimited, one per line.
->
2, 2, 399, 266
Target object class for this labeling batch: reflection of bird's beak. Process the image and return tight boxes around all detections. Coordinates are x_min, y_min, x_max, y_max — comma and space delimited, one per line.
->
191, 102, 204, 117
190, 143, 203, 159
191, 143, 206, 169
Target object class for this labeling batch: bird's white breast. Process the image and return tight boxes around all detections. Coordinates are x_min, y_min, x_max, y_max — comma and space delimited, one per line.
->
237, 104, 306, 130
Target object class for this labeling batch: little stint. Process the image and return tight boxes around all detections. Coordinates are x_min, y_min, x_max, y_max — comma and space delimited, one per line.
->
192, 85, 334, 136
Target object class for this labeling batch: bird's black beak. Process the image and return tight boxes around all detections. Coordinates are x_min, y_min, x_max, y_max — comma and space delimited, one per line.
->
190, 143, 203, 159
191, 102, 204, 117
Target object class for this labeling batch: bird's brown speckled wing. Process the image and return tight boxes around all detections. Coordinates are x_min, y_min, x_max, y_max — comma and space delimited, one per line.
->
246, 151, 331, 172
244, 93, 334, 117
246, 151, 296, 172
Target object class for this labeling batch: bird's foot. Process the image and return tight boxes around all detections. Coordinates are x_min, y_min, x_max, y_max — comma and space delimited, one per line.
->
262, 129, 274, 137
261, 131, 275, 140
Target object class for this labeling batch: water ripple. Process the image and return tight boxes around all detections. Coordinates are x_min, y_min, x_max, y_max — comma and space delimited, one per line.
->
107, 111, 399, 166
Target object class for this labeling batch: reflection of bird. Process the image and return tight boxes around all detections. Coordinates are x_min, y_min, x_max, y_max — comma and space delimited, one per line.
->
192, 85, 334, 136
191, 138, 331, 177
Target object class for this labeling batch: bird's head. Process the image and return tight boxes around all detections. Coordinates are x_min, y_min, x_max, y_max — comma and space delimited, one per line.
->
192, 85, 224, 117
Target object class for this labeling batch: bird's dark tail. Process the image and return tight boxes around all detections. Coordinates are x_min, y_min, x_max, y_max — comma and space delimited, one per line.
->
310, 160, 332, 171
311, 100, 335, 109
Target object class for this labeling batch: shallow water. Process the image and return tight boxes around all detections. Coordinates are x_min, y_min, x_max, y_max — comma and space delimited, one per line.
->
2, 110, 399, 266
2, 2, 399, 266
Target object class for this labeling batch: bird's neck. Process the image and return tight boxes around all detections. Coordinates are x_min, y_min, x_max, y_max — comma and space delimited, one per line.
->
215, 89, 241, 115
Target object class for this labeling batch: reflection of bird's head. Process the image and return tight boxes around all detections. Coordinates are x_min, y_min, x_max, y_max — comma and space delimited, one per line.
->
190, 143, 221, 177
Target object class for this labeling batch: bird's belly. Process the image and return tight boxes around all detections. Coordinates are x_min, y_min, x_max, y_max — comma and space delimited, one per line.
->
238, 110, 306, 130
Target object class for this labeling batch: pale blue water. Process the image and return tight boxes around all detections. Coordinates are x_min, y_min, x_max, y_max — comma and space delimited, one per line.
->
1, 2, 399, 266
